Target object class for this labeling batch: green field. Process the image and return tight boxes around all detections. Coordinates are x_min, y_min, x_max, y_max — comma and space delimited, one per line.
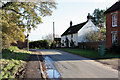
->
1, 47, 31, 79
58, 48, 120, 59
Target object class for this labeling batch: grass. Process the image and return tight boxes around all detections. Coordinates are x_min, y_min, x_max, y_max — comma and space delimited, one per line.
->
1, 48, 31, 79
57, 48, 120, 60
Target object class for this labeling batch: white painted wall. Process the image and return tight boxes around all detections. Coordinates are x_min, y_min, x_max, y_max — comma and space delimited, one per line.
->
78, 19, 98, 42
61, 19, 98, 47
61, 36, 66, 47
67, 34, 71, 47
73, 33, 78, 46
61, 33, 78, 47
61, 35, 71, 47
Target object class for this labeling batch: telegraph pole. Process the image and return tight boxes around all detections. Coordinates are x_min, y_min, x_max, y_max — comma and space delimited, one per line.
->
53, 22, 55, 41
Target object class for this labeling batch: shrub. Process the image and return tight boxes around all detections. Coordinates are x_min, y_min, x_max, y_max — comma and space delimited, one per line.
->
50, 41, 56, 49
1, 49, 30, 79
29, 40, 49, 49
109, 44, 120, 54
99, 27, 106, 35
85, 31, 106, 42
42, 40, 49, 49
8, 46, 19, 51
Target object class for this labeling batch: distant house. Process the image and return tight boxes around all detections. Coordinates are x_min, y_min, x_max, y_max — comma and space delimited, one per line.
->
104, 0, 120, 49
61, 13, 98, 47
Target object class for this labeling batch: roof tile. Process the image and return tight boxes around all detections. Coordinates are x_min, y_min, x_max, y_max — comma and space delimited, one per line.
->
61, 21, 87, 36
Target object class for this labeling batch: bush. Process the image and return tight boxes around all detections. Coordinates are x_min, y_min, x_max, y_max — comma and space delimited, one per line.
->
109, 44, 120, 54
50, 41, 56, 49
42, 40, 49, 49
8, 46, 19, 51
2, 49, 30, 79
85, 31, 106, 42
29, 40, 49, 49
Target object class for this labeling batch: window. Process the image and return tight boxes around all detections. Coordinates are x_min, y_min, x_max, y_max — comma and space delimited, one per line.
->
112, 31, 117, 44
112, 14, 117, 27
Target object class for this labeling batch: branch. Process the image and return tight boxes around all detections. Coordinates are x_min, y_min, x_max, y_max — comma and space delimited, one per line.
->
1, 2, 12, 9
1, 8, 24, 16
1, 2, 24, 16
7, 9, 24, 16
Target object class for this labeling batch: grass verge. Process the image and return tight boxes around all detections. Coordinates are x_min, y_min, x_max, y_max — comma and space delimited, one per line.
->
1, 49, 31, 79
57, 48, 120, 60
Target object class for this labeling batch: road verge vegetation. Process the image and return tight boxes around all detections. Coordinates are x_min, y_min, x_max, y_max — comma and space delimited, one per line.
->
1, 46, 31, 79
57, 48, 120, 59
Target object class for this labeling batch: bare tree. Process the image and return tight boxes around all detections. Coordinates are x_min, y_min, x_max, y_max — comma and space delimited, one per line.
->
42, 33, 60, 44
85, 31, 106, 42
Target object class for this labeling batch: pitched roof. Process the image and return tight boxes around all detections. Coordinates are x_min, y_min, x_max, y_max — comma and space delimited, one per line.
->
104, 1, 120, 14
61, 21, 87, 36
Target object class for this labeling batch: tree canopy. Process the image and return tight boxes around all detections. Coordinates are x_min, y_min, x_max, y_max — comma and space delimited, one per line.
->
91, 8, 106, 28
0, 1, 56, 48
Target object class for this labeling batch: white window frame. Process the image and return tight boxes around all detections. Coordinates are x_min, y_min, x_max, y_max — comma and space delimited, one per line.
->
112, 13, 117, 27
111, 31, 117, 44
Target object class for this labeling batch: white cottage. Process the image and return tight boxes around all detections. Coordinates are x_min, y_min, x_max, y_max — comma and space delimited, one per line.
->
61, 13, 98, 47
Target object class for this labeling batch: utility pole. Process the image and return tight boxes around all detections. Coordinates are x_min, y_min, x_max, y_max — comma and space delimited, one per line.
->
53, 22, 55, 41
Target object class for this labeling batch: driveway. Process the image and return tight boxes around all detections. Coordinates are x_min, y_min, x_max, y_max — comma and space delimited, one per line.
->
38, 49, 118, 78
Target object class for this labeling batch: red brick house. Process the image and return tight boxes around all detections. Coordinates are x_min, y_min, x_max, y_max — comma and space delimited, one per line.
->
104, 0, 120, 49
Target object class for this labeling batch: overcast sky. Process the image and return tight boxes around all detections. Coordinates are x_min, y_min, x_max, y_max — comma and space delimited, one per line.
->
28, 0, 118, 41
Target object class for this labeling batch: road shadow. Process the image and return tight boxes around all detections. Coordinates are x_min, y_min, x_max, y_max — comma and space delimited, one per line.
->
36, 49, 91, 61
2, 49, 120, 61
36, 49, 120, 61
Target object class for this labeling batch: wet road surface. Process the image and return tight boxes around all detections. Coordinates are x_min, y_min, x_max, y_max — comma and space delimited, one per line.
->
38, 49, 118, 78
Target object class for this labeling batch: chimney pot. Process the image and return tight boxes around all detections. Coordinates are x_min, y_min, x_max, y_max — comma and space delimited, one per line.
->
87, 13, 91, 20
70, 21, 72, 27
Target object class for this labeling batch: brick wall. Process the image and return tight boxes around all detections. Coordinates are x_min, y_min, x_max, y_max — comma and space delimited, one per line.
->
106, 12, 112, 49
106, 10, 120, 49
118, 10, 120, 46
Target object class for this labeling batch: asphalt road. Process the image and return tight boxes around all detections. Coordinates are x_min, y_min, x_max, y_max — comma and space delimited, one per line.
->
38, 49, 118, 78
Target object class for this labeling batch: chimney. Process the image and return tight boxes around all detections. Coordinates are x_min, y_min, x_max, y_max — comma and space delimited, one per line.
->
70, 21, 72, 27
87, 13, 91, 20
